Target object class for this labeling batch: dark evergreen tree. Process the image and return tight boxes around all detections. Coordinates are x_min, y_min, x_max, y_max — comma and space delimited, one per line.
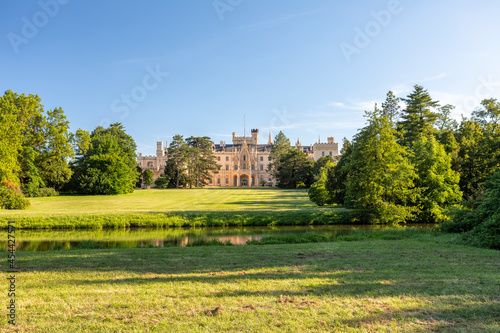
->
277, 149, 313, 189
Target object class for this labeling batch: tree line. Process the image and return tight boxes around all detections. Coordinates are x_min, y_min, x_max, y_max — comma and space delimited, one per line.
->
304, 85, 499, 248
0, 90, 143, 208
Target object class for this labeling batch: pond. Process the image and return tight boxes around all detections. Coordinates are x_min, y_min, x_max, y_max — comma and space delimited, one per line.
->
1, 224, 435, 252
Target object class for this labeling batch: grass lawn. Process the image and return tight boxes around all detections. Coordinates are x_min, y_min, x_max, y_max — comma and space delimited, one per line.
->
0, 188, 350, 229
5, 237, 499, 332
0, 188, 317, 217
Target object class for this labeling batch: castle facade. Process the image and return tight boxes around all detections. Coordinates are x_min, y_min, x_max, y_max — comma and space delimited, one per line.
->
137, 129, 338, 187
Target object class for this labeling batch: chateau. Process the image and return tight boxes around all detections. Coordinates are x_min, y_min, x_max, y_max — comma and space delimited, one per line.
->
137, 129, 338, 187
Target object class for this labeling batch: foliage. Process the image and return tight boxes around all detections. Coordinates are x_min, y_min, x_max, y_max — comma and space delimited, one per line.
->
442, 169, 500, 249
411, 134, 462, 222
277, 149, 313, 189
69, 123, 139, 195
381, 90, 401, 123
141, 169, 154, 188
308, 159, 334, 206
0, 91, 75, 192
0, 180, 30, 210
326, 137, 352, 205
398, 85, 440, 147
153, 174, 171, 189
167, 134, 189, 188
345, 108, 419, 224
267, 131, 291, 179
24, 187, 59, 198
185, 136, 219, 188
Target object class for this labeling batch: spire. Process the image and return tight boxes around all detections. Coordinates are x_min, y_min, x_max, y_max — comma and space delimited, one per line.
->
268, 129, 272, 145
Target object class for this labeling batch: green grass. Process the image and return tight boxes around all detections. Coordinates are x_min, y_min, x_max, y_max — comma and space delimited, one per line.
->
0, 188, 351, 229
0, 188, 316, 216
4, 236, 499, 332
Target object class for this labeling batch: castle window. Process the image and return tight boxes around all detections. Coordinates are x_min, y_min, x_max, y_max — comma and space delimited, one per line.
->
243, 155, 246, 161
260, 157, 263, 161
260, 165, 263, 170
243, 164, 247, 170
322, 151, 325, 157
234, 165, 238, 170
217, 178, 220, 184
329, 151, 332, 156
251, 165, 255, 170
226, 178, 229, 184
217, 157, 221, 161
226, 156, 229, 161
226, 165, 229, 170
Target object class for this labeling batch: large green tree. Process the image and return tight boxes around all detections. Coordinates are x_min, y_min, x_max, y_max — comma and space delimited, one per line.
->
185, 136, 219, 188
69, 123, 139, 195
167, 135, 189, 188
411, 134, 462, 222
267, 131, 291, 180
346, 108, 419, 224
0, 90, 74, 195
276, 149, 313, 189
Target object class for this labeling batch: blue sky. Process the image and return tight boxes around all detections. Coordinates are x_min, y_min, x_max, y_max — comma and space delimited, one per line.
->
2, 0, 500, 155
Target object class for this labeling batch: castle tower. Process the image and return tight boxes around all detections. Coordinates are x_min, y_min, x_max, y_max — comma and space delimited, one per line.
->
268, 130, 272, 145
251, 129, 259, 145
156, 141, 164, 157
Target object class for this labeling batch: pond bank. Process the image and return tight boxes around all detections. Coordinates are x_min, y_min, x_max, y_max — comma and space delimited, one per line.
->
0, 209, 353, 230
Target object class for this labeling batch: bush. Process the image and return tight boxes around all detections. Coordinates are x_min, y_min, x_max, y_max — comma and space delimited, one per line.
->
442, 169, 500, 250
0, 180, 30, 210
24, 187, 59, 198
308, 182, 329, 206
464, 214, 500, 250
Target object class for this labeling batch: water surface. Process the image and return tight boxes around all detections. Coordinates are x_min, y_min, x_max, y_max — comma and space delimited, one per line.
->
1, 224, 435, 251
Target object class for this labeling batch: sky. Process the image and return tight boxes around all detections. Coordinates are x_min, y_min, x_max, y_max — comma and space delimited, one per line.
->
2, 0, 500, 155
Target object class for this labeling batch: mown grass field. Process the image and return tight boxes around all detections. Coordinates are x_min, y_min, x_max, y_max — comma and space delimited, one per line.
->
4, 235, 499, 332
0, 188, 316, 217
0, 188, 351, 229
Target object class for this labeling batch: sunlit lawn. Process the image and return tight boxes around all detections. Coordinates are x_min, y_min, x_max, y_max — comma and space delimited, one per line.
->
5, 238, 500, 332
0, 188, 317, 217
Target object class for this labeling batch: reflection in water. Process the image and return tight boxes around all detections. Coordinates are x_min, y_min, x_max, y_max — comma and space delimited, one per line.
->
0, 224, 435, 252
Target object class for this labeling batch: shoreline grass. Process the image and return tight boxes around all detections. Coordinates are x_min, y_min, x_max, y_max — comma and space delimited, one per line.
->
4, 237, 499, 332
0, 209, 351, 230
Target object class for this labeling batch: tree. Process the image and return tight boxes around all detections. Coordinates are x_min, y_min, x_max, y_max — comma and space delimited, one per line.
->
0, 90, 74, 195
154, 174, 171, 189
309, 161, 332, 206
455, 118, 494, 202
0, 92, 23, 184
277, 149, 313, 189
381, 90, 401, 123
326, 137, 352, 205
142, 169, 154, 188
185, 136, 219, 188
346, 108, 419, 224
38, 107, 74, 189
69, 123, 139, 195
443, 169, 500, 250
312, 155, 335, 180
168, 135, 188, 188
398, 85, 440, 147
411, 134, 462, 222
267, 131, 291, 180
